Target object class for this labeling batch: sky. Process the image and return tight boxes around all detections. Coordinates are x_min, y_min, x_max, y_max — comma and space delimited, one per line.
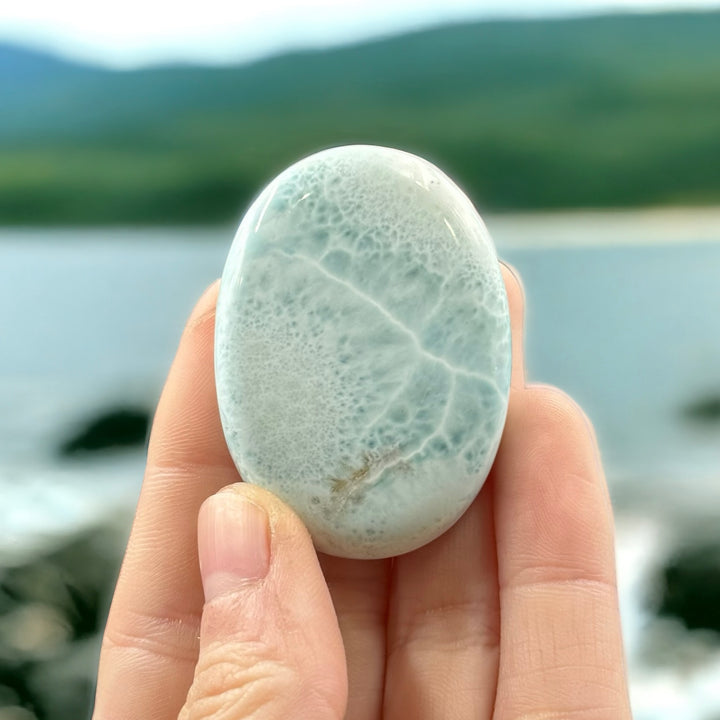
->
1, 0, 720, 68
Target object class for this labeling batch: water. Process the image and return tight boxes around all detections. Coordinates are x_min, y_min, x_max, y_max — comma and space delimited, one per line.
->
4, 220, 719, 481
0, 228, 230, 560
505, 241, 720, 486
1, 215, 719, 718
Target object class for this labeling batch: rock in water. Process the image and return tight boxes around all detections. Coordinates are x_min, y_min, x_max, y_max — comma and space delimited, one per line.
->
215, 145, 511, 558
59, 406, 150, 457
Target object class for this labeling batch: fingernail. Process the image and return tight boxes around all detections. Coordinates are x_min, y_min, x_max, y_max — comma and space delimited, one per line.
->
188, 279, 220, 325
499, 259, 525, 292
198, 490, 271, 601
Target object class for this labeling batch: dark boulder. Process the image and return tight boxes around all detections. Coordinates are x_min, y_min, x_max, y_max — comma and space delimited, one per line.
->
59, 406, 151, 457
682, 394, 720, 424
655, 543, 720, 634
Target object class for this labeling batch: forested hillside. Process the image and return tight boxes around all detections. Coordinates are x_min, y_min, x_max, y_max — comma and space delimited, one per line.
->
1, 11, 719, 224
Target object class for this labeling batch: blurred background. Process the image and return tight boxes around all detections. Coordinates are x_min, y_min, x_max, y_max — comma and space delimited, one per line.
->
1, 1, 720, 718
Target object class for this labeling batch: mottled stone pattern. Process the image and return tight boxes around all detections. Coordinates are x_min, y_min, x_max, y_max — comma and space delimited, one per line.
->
215, 145, 511, 558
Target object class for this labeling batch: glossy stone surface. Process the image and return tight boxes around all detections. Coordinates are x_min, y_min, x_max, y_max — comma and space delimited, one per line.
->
215, 145, 511, 558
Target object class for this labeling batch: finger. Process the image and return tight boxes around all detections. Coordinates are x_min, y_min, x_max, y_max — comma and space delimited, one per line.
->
94, 280, 240, 720
499, 261, 526, 389
493, 386, 632, 720
384, 486, 500, 720
318, 554, 390, 720
180, 483, 346, 720
383, 262, 525, 720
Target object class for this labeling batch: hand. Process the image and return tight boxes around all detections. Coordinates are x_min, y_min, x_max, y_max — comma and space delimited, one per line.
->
92, 266, 632, 720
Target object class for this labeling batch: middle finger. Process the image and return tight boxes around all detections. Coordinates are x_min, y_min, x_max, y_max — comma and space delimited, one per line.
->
319, 555, 391, 720
383, 265, 525, 720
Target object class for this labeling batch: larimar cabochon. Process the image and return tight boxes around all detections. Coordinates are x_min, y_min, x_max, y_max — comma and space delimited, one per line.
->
215, 145, 511, 559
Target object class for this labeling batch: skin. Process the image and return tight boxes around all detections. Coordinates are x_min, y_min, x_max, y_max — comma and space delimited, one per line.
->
92, 265, 633, 720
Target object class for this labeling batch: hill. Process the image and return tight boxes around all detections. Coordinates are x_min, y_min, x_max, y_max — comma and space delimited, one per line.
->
1, 11, 720, 224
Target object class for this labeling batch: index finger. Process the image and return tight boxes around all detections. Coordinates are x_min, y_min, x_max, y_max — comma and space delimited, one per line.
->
94, 280, 239, 720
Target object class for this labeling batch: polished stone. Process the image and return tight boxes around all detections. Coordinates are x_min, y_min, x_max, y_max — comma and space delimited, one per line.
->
215, 145, 511, 558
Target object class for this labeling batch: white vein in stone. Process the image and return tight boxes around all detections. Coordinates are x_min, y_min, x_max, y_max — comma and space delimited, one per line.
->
279, 248, 499, 391
395, 374, 457, 466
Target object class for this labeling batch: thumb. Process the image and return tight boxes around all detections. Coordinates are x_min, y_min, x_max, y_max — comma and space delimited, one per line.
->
180, 484, 347, 720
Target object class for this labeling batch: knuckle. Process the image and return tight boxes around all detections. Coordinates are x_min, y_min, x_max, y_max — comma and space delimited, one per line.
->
183, 644, 297, 720
506, 703, 629, 720
101, 607, 201, 664
182, 641, 342, 720
389, 599, 500, 660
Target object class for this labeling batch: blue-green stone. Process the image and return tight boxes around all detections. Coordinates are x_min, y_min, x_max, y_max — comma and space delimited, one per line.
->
215, 145, 511, 559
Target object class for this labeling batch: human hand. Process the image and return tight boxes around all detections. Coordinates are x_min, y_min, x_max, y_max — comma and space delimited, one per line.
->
92, 265, 632, 720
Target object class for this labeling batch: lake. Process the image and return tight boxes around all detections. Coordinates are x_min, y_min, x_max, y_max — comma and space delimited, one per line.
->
1, 211, 720, 719
3, 212, 720, 485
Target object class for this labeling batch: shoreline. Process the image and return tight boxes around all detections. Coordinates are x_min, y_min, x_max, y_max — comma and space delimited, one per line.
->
486, 206, 720, 249
1, 206, 720, 250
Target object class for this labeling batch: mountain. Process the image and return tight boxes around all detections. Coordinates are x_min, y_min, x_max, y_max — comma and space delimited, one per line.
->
1, 11, 720, 224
